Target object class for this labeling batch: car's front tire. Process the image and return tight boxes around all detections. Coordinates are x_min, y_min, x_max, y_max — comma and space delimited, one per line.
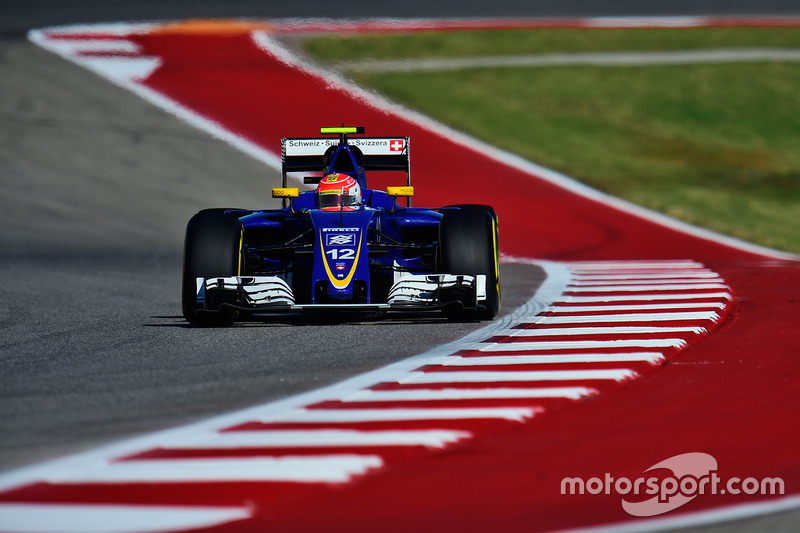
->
438, 204, 501, 320
182, 209, 244, 327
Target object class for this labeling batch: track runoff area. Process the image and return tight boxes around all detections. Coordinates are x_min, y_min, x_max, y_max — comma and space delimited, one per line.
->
4, 16, 798, 533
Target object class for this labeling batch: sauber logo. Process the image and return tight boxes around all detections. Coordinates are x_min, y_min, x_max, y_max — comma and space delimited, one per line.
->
326, 233, 355, 246
389, 139, 405, 152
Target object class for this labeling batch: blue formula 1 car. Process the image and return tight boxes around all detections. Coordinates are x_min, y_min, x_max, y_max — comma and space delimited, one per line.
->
182, 127, 500, 326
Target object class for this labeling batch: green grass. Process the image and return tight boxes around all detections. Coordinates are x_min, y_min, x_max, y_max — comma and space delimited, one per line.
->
304, 29, 800, 254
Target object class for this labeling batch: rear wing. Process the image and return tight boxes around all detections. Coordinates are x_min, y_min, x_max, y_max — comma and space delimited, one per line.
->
281, 135, 410, 188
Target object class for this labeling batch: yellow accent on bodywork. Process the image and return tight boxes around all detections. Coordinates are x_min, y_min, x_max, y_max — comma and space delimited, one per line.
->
320, 231, 363, 290
272, 187, 299, 198
321, 127, 359, 134
237, 224, 244, 276
387, 186, 414, 197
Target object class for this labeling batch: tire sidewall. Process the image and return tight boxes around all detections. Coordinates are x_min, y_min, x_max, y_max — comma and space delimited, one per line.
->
182, 209, 244, 326
438, 204, 500, 319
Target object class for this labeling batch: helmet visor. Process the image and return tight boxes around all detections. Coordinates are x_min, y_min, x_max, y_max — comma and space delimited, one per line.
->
317, 192, 358, 210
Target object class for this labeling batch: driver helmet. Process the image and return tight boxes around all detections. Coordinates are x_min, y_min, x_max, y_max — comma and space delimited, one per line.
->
316, 173, 362, 211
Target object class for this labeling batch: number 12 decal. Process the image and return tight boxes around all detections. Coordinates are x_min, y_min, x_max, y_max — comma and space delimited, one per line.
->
326, 248, 355, 260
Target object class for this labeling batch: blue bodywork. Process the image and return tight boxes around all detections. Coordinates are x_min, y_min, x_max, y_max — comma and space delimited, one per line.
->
236, 191, 442, 305
184, 127, 499, 324
233, 132, 443, 305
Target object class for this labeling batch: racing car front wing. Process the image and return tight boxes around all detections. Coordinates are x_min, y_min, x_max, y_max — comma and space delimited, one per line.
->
196, 274, 487, 312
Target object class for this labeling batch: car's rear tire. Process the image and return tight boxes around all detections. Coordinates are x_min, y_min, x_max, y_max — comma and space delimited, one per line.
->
438, 204, 501, 320
182, 209, 244, 327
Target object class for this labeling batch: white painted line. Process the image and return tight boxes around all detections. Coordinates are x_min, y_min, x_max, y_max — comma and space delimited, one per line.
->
570, 278, 722, 286
549, 302, 726, 313
37, 25, 791, 262
558, 292, 732, 303
403, 369, 636, 383
479, 339, 686, 351
37, 38, 141, 55
0, 260, 569, 494
268, 15, 721, 34
495, 326, 707, 337
335, 49, 800, 72
284, 407, 539, 422
572, 272, 718, 280
572, 269, 722, 281
586, 16, 710, 28
47, 456, 383, 484
537, 311, 720, 324
16, 22, 765, 533
568, 261, 706, 269
252, 32, 796, 260
34, 25, 791, 261
442, 353, 665, 365
0, 503, 250, 533
569, 269, 711, 275
28, 29, 284, 172
79, 56, 162, 82
566, 283, 729, 292
38, 21, 159, 35
166, 429, 472, 449
344, 387, 594, 402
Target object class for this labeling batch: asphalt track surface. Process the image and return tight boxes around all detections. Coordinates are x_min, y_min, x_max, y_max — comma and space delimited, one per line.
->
2, 0, 800, 37
1, 2, 799, 533
0, 38, 548, 470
